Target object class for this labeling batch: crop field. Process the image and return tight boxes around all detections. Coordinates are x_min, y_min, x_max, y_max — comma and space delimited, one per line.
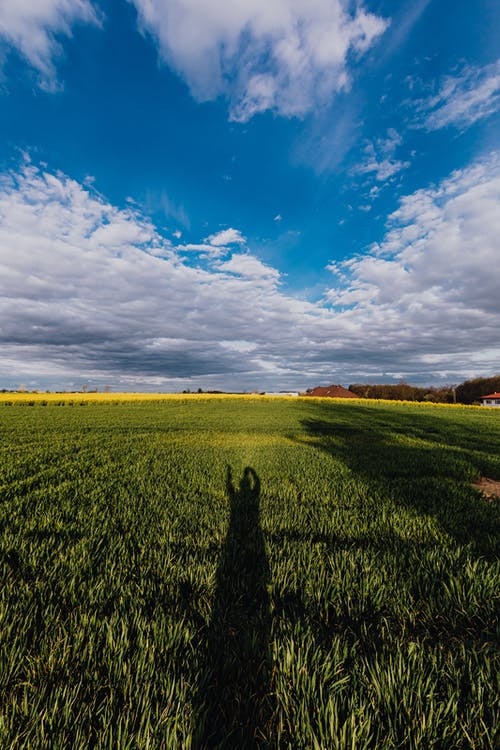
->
0, 397, 499, 749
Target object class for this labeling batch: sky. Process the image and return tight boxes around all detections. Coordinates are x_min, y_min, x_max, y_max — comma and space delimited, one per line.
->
0, 0, 499, 392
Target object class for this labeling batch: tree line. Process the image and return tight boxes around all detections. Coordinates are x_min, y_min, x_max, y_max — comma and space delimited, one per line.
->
348, 375, 500, 404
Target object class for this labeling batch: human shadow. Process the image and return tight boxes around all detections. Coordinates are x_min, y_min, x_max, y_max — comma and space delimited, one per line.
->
192, 467, 273, 749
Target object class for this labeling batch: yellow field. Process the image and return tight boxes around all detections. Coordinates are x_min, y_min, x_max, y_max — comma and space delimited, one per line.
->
0, 392, 274, 403
0, 391, 483, 408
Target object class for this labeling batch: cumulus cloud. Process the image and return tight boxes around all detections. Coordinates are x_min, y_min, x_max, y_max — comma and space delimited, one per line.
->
0, 0, 100, 89
414, 59, 500, 131
326, 153, 500, 374
1, 157, 499, 391
178, 227, 246, 259
216, 253, 280, 281
0, 163, 318, 389
180, 243, 224, 257
130, 0, 388, 120
205, 228, 246, 246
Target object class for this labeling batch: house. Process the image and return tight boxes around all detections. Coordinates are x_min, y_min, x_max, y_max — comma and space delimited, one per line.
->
304, 385, 358, 399
263, 392, 299, 397
479, 392, 500, 407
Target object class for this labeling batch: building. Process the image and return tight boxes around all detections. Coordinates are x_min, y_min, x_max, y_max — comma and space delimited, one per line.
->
263, 391, 299, 397
304, 385, 358, 399
479, 392, 500, 407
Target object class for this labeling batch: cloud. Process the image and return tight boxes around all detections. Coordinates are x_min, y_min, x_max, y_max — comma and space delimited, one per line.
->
352, 128, 410, 182
1, 157, 499, 391
177, 227, 246, 259
0, 0, 100, 89
414, 59, 500, 131
130, 0, 388, 120
205, 228, 246, 246
0, 163, 316, 389
180, 243, 223, 256
326, 153, 500, 376
216, 253, 281, 281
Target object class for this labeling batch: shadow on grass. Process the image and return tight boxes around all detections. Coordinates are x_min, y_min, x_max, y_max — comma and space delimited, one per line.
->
299, 403, 500, 557
192, 467, 273, 749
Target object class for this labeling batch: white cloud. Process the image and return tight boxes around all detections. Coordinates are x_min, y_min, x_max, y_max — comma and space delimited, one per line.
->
216, 253, 281, 281
415, 59, 500, 131
1, 157, 499, 391
131, 0, 388, 120
326, 154, 500, 369
181, 243, 223, 255
353, 127, 410, 182
359, 156, 409, 181
177, 227, 246, 259
205, 228, 246, 246
219, 340, 257, 354
0, 0, 100, 89
0, 163, 317, 389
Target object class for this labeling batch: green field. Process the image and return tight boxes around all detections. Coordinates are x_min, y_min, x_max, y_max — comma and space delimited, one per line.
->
1, 398, 499, 749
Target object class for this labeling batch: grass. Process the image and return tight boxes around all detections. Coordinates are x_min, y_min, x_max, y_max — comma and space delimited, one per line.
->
0, 397, 499, 748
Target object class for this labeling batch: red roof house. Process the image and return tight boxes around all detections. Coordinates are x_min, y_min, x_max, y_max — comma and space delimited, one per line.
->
304, 385, 358, 399
479, 393, 500, 407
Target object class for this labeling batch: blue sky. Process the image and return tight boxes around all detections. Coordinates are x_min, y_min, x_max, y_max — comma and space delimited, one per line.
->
0, 0, 499, 391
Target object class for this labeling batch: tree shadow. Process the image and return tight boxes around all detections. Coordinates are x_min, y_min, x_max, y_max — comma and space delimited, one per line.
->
192, 467, 273, 749
298, 404, 500, 558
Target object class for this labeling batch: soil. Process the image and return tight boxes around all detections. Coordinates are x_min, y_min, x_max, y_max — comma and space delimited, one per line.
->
471, 477, 500, 500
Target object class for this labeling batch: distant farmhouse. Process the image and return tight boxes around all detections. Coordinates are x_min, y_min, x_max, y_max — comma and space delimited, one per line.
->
304, 385, 358, 399
479, 392, 500, 407
263, 391, 299, 397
